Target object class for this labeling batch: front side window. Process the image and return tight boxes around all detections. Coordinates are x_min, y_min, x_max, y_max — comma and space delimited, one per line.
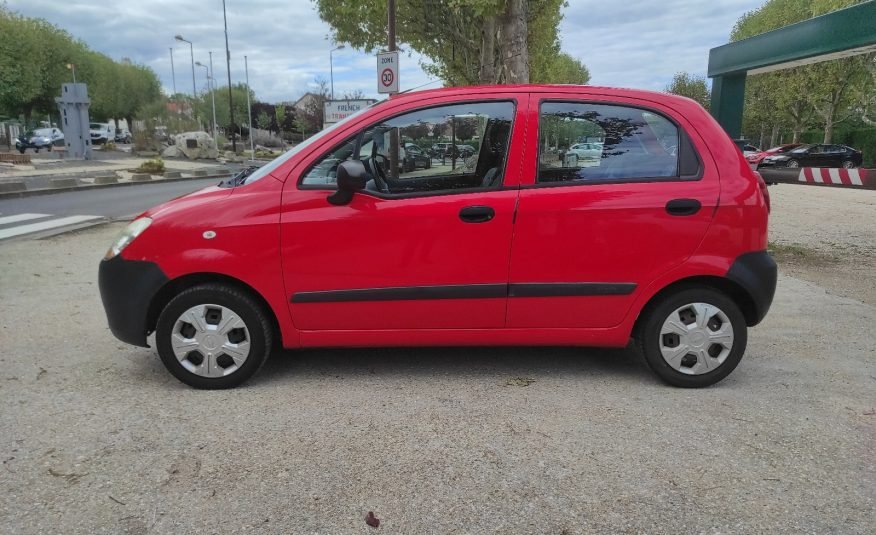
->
302, 101, 515, 195
537, 102, 680, 183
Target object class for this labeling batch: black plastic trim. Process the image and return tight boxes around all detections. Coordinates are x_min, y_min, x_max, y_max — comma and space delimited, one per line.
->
292, 284, 507, 303
292, 282, 636, 303
509, 282, 636, 297
726, 251, 777, 326
98, 255, 169, 347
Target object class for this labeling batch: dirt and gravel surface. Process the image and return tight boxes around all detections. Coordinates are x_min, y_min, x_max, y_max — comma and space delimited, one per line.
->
768, 184, 876, 305
1, 188, 874, 533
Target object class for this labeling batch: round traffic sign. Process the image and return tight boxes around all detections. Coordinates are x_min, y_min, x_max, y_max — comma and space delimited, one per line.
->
381, 68, 394, 88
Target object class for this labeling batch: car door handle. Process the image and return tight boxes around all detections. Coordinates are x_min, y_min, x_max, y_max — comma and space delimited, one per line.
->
665, 198, 701, 216
459, 205, 495, 223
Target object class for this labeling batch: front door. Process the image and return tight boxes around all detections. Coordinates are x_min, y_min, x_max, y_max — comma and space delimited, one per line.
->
507, 94, 720, 329
281, 98, 524, 331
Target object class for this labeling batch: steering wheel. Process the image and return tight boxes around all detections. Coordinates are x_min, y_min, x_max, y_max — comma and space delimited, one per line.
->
368, 154, 391, 193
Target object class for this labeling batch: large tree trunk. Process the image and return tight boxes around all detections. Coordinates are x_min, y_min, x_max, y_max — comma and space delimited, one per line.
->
478, 16, 497, 85
501, 0, 529, 84
770, 124, 780, 147
822, 107, 834, 144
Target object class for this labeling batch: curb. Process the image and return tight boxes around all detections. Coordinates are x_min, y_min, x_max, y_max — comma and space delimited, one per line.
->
0, 172, 232, 200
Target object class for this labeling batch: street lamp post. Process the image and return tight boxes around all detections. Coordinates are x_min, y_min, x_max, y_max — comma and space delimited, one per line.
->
244, 55, 254, 160
221, 0, 236, 152
209, 51, 218, 143
174, 35, 197, 98
195, 61, 217, 142
329, 45, 345, 100
169, 48, 177, 96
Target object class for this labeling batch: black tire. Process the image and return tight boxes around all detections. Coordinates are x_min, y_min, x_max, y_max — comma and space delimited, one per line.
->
636, 287, 747, 388
842, 160, 855, 169
786, 159, 799, 169
155, 284, 273, 389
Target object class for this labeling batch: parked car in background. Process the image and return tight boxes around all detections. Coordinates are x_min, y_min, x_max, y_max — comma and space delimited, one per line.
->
565, 142, 603, 166
746, 143, 802, 166
759, 143, 863, 169
99, 84, 775, 390
89, 123, 114, 145
115, 128, 132, 143
14, 128, 63, 154
430, 143, 475, 159
732, 139, 761, 157
403, 144, 432, 171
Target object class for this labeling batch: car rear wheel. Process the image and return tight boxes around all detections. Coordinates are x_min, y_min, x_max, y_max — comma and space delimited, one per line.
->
842, 160, 855, 169
636, 287, 747, 388
155, 284, 273, 389
786, 159, 799, 168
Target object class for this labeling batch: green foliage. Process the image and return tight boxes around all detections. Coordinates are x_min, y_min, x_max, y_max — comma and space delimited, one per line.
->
134, 158, 165, 174
732, 0, 873, 143
664, 72, 711, 110
0, 6, 161, 125
194, 84, 253, 133
314, 0, 587, 86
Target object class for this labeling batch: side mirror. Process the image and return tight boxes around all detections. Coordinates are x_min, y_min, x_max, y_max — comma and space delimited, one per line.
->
327, 160, 368, 206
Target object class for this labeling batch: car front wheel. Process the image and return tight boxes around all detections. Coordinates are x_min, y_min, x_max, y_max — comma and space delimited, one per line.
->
637, 287, 747, 388
786, 159, 799, 168
155, 284, 273, 389
842, 160, 855, 169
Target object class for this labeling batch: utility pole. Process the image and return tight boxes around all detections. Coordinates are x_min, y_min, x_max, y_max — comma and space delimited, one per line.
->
245, 55, 254, 160
169, 48, 177, 96
208, 52, 218, 142
222, 0, 236, 152
387, 0, 399, 178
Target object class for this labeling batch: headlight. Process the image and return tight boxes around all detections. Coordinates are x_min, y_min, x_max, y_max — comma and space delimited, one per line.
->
104, 217, 152, 259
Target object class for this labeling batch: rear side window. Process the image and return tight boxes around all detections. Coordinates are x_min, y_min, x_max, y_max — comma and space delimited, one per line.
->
537, 102, 693, 183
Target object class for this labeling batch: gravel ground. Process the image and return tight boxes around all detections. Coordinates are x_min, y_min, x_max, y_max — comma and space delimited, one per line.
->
767, 184, 876, 304
1, 212, 874, 533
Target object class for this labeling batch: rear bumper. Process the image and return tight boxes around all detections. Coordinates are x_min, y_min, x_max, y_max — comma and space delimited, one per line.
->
98, 255, 168, 347
726, 251, 777, 326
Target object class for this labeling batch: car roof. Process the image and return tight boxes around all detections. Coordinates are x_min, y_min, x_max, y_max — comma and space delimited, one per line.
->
390, 84, 704, 109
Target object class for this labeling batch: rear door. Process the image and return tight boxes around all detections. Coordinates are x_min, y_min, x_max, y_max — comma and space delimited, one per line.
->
506, 93, 719, 329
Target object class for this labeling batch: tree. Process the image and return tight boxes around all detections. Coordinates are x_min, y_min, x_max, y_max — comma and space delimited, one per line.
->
195, 84, 253, 134
257, 110, 271, 131
314, 0, 584, 87
664, 72, 711, 110
731, 0, 873, 143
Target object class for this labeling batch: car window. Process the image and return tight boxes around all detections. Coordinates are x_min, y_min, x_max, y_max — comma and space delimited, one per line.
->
302, 100, 516, 195
537, 102, 679, 182
790, 146, 809, 154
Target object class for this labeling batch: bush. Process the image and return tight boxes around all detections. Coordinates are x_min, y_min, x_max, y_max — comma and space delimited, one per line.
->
134, 158, 165, 174
133, 129, 162, 152
250, 128, 284, 148
103, 141, 117, 151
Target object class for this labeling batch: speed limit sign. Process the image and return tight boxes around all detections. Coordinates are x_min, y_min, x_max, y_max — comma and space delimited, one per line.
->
377, 51, 399, 94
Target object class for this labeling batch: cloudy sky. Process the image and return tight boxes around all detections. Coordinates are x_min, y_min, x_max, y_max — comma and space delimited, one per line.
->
9, 0, 763, 103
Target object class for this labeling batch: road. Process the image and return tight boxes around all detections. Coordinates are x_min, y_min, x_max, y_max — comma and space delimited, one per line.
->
0, 178, 221, 220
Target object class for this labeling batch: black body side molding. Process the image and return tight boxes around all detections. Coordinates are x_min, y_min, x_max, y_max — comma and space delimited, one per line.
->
98, 256, 169, 347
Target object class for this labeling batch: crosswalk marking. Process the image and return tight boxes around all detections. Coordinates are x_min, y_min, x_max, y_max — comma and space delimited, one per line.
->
0, 215, 103, 241
0, 213, 51, 226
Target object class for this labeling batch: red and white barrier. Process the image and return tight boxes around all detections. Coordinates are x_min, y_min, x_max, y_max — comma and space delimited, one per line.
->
797, 167, 870, 187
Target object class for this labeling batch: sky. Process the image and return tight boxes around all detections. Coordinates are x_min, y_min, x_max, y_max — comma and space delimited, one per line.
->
8, 0, 764, 104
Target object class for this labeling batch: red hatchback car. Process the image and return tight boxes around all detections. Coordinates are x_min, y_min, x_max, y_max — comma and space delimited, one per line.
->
99, 85, 776, 389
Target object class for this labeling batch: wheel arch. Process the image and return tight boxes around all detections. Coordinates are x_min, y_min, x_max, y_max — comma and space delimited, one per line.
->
632, 275, 760, 337
146, 272, 283, 350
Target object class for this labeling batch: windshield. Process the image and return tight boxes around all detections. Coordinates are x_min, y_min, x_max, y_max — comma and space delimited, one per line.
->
242, 101, 382, 186
89, 123, 104, 129
790, 145, 811, 154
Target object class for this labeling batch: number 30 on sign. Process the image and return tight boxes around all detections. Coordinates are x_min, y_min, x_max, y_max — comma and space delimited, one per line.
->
377, 51, 399, 94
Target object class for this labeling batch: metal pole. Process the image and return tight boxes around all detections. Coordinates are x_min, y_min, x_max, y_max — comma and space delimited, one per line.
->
187, 42, 196, 97
245, 55, 254, 160
169, 48, 177, 96
387, 0, 398, 178
222, 0, 236, 152
209, 52, 217, 142
72, 65, 76, 84
330, 48, 335, 100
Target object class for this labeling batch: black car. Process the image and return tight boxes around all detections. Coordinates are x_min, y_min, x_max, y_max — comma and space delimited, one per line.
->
759, 143, 863, 169
402, 144, 432, 172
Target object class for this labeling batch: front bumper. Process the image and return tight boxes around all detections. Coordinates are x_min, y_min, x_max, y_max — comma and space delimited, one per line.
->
98, 255, 169, 347
726, 251, 777, 326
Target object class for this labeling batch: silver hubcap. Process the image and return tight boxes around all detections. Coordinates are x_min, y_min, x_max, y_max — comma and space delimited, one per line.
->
171, 304, 250, 378
659, 303, 734, 375
787, 160, 799, 168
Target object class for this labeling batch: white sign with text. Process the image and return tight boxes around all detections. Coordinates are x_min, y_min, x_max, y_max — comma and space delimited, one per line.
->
323, 99, 377, 128
377, 51, 399, 94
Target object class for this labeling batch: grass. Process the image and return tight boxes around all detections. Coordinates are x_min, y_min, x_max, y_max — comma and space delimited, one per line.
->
133, 158, 165, 174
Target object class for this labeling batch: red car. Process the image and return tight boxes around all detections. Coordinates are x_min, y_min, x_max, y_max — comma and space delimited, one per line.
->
746, 143, 802, 166
99, 85, 775, 389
